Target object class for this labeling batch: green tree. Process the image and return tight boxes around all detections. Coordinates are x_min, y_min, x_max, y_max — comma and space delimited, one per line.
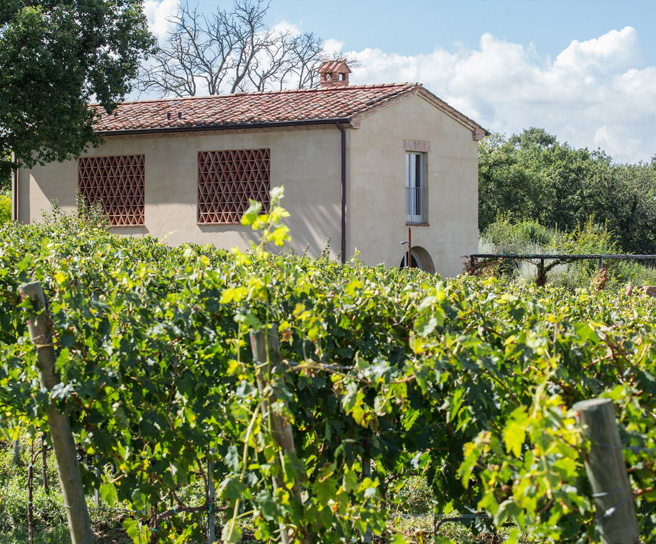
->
601, 158, 656, 254
478, 132, 532, 229
0, 153, 10, 192
479, 128, 656, 254
0, 0, 155, 171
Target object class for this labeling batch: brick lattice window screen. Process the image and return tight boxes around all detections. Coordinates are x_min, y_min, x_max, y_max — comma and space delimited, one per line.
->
197, 149, 270, 224
78, 155, 145, 226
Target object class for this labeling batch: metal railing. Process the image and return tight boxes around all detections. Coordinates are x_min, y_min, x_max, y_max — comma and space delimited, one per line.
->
469, 253, 656, 270
406, 186, 427, 224
468, 253, 656, 286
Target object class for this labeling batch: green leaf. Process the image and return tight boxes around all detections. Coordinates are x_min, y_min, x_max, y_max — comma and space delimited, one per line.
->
222, 519, 242, 544
241, 200, 262, 227
256, 490, 278, 520
218, 477, 247, 500
505, 527, 520, 544
574, 322, 600, 343
503, 408, 528, 458
414, 314, 438, 337
99, 482, 118, 507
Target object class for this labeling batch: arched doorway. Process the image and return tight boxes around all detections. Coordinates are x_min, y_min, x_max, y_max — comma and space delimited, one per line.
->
399, 246, 435, 274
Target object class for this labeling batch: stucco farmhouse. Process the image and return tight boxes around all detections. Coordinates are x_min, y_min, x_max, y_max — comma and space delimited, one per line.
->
16, 60, 486, 276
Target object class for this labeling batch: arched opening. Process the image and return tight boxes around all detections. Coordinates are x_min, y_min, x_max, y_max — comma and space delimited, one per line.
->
400, 253, 419, 269
399, 246, 435, 274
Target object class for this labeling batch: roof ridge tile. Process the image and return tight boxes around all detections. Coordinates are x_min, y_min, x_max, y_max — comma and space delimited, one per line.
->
92, 82, 483, 136
100, 82, 420, 107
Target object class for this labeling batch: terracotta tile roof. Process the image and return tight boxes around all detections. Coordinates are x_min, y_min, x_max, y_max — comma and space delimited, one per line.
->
95, 83, 421, 133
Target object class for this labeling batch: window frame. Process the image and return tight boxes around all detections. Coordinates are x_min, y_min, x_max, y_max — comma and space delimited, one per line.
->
406, 151, 428, 224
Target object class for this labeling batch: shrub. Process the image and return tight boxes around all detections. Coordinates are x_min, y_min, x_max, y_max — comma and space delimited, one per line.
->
478, 217, 656, 289
40, 196, 110, 234
481, 216, 554, 254
0, 194, 10, 225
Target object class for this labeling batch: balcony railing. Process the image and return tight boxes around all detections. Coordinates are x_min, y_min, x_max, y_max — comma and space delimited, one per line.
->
406, 186, 427, 224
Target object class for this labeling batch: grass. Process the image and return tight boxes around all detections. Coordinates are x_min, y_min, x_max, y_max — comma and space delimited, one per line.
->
0, 437, 130, 544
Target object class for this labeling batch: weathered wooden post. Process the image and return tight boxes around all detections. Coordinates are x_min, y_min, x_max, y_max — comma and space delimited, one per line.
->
207, 451, 216, 544
573, 398, 639, 544
362, 454, 372, 544
13, 439, 20, 465
19, 282, 94, 544
94, 460, 102, 508
251, 326, 307, 544
28, 440, 34, 544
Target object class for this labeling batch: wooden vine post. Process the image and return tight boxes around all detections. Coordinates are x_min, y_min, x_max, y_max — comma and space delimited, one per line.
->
250, 327, 308, 544
13, 439, 20, 465
573, 398, 639, 544
19, 282, 94, 544
207, 451, 216, 544
362, 454, 372, 544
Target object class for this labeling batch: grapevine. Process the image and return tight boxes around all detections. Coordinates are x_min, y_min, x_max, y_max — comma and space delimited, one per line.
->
0, 195, 655, 543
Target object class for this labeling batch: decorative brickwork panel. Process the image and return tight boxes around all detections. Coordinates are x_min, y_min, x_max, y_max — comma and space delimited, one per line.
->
78, 155, 145, 226
404, 139, 430, 153
197, 149, 270, 224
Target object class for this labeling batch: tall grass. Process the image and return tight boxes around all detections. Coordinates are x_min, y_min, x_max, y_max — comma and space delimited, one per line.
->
479, 217, 656, 289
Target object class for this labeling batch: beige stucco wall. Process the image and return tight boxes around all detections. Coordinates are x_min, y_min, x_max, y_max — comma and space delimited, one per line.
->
18, 126, 344, 259
18, 94, 479, 275
348, 93, 479, 277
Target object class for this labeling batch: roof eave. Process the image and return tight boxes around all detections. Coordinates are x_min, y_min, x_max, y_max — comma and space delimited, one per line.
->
417, 88, 489, 141
95, 117, 354, 137
343, 84, 422, 124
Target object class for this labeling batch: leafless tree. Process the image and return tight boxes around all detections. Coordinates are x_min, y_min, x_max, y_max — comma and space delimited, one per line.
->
137, 0, 327, 97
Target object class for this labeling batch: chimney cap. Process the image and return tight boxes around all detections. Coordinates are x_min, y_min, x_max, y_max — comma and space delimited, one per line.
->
318, 59, 351, 88
318, 59, 351, 75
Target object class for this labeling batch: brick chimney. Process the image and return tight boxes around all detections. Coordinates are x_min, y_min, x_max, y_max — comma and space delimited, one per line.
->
318, 59, 351, 89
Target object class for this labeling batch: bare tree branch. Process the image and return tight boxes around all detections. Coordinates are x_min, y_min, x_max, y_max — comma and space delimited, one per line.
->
136, 0, 329, 97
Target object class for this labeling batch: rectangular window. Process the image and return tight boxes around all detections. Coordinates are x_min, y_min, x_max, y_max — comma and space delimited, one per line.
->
197, 149, 270, 225
78, 155, 145, 226
406, 152, 427, 224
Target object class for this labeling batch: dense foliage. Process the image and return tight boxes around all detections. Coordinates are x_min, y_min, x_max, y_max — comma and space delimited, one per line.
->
0, 193, 10, 225
0, 0, 154, 170
1, 197, 656, 543
479, 128, 656, 254
0, 154, 9, 192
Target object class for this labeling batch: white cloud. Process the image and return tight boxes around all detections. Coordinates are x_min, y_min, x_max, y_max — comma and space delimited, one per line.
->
144, 0, 179, 43
323, 38, 345, 58
271, 20, 302, 38
555, 27, 642, 74
331, 26, 654, 163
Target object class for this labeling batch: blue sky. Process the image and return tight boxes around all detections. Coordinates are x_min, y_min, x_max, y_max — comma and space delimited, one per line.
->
145, 0, 656, 163
260, 0, 656, 64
